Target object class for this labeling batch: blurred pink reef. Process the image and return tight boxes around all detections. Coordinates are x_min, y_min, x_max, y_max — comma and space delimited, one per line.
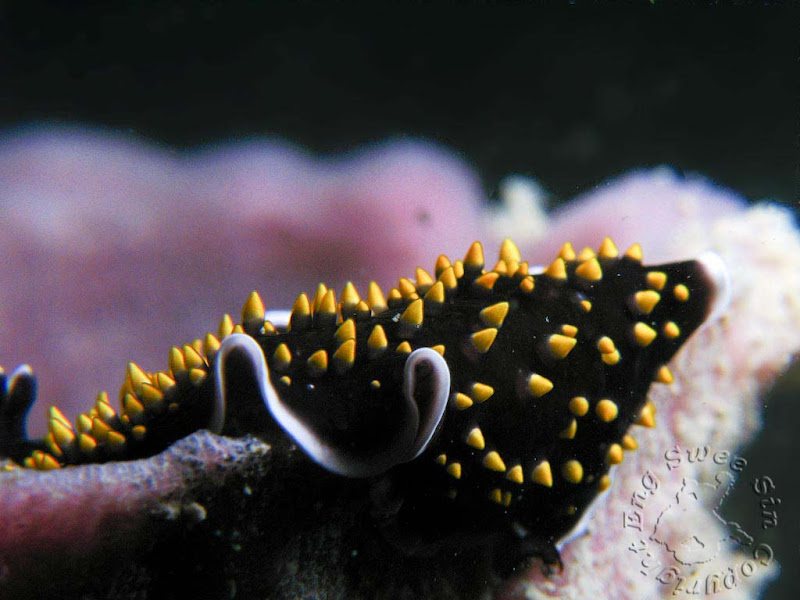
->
1, 128, 798, 600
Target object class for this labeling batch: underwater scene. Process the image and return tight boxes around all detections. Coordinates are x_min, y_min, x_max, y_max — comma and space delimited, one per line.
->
0, 6, 794, 600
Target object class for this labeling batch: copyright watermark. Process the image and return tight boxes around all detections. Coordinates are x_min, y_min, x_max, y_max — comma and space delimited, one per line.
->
621, 445, 779, 595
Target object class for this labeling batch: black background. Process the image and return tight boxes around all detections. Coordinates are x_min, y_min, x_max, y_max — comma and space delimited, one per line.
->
1, 2, 797, 599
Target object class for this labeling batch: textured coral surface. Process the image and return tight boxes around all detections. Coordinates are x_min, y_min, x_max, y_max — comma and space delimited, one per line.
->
1, 130, 797, 599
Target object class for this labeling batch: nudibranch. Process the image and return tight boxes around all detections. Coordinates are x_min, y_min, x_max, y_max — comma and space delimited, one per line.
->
0, 238, 729, 574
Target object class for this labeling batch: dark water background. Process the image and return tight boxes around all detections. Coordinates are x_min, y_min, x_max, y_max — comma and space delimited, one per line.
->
1, 4, 796, 598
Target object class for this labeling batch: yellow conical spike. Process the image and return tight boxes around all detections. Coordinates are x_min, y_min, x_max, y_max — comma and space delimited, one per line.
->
241, 291, 265, 325
182, 345, 206, 370
482, 451, 507, 472
575, 258, 602, 281
506, 465, 524, 484
203, 333, 221, 359
340, 282, 361, 311
217, 314, 235, 339
558, 242, 576, 261
543, 257, 567, 280
311, 283, 328, 313
415, 267, 434, 293
479, 302, 509, 327
532, 461, 553, 487
463, 241, 485, 270
424, 281, 445, 304
499, 238, 521, 264
307, 349, 328, 376
333, 339, 356, 374
368, 325, 388, 356
400, 299, 423, 327
466, 427, 485, 450
317, 289, 337, 318
335, 319, 356, 343
598, 237, 619, 258
367, 282, 387, 314
434, 255, 451, 278
470, 328, 498, 353
624, 243, 643, 261
438, 266, 458, 290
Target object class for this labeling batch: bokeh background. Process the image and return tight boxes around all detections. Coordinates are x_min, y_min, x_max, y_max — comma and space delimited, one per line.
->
1, 3, 796, 599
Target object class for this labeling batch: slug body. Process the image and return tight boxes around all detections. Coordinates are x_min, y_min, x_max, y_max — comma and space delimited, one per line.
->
0, 238, 728, 573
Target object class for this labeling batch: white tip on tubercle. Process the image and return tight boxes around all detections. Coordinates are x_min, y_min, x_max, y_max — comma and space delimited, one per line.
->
697, 250, 731, 326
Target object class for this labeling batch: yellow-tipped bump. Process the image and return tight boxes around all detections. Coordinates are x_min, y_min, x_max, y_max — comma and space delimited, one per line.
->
598, 237, 619, 258
559, 419, 577, 439
575, 258, 602, 281
434, 255, 451, 278
532, 461, 553, 487
398, 278, 417, 298
183, 345, 206, 370
335, 319, 356, 343
519, 276, 535, 293
466, 427, 486, 450
636, 401, 656, 428
562, 460, 584, 484
544, 257, 567, 280
656, 365, 674, 384
218, 314, 235, 339
470, 328, 498, 353
367, 281, 388, 314
607, 443, 624, 465
463, 241, 485, 270
663, 321, 681, 339
527, 373, 553, 397
480, 302, 509, 327
634, 290, 661, 314
596, 399, 619, 422
625, 243, 643, 261
548, 334, 577, 359
447, 462, 462, 479
241, 291, 265, 325
415, 267, 434, 292
471, 382, 494, 403
597, 336, 616, 355
646, 271, 667, 291
424, 281, 445, 304
396, 341, 412, 354
367, 325, 388, 356
438, 266, 458, 290
454, 392, 473, 410
400, 298, 424, 327
289, 293, 311, 329
633, 322, 657, 347
622, 434, 638, 450
558, 242, 576, 261
317, 289, 337, 318
123, 394, 145, 419
204, 333, 221, 359
78, 433, 98, 454
49, 406, 72, 429
569, 396, 589, 417
499, 238, 521, 263
333, 339, 356, 374
561, 324, 578, 337
483, 451, 507, 472
506, 465, 524, 484
273, 343, 292, 370
340, 281, 361, 310
126, 362, 151, 394
674, 284, 690, 302
307, 349, 328, 376
473, 272, 499, 291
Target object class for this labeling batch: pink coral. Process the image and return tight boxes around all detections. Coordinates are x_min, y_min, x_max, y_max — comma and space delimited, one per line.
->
1, 129, 797, 599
